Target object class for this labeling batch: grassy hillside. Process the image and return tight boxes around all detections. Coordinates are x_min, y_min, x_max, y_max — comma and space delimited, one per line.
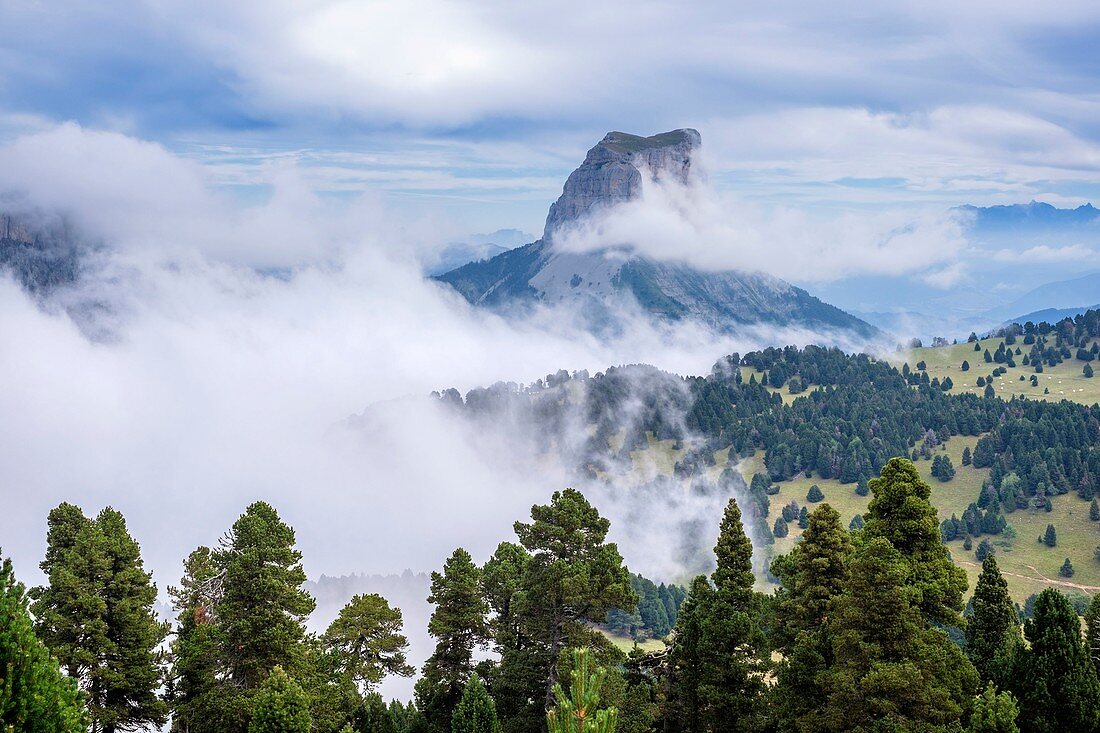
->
900, 337, 1100, 405
741, 431, 1100, 605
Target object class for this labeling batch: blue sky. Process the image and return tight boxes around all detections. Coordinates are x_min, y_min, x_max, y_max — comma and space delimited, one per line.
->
3, 0, 1100, 238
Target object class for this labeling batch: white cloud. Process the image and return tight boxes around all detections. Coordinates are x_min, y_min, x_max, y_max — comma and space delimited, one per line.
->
552, 167, 970, 282
992, 243, 1099, 263
920, 261, 968, 289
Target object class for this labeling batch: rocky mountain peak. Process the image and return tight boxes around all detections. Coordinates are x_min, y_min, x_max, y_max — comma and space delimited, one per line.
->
543, 128, 701, 240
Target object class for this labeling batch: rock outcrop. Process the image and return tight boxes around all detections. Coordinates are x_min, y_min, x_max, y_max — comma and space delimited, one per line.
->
436, 129, 878, 340
544, 129, 700, 239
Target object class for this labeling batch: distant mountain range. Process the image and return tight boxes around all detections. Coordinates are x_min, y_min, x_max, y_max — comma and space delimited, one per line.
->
435, 129, 879, 339
956, 201, 1100, 231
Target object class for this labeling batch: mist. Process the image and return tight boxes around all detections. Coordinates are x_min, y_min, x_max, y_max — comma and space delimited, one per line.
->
0, 122, 890, 698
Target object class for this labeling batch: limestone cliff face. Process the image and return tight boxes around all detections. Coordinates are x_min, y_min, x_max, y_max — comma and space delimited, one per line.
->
436, 128, 878, 340
543, 129, 701, 239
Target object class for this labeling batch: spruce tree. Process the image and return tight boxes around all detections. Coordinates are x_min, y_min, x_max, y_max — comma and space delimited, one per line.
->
248, 667, 310, 733
965, 555, 1020, 690
863, 458, 968, 625
0, 553, 88, 733
698, 498, 766, 732
666, 575, 711, 733
1015, 588, 1100, 732
770, 504, 851, 732
1084, 593, 1100, 678
451, 675, 501, 733
95, 508, 169, 731
415, 548, 489, 733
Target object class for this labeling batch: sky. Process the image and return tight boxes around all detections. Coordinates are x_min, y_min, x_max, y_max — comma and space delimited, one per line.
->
3, 0, 1100, 695
3, 0, 1100, 239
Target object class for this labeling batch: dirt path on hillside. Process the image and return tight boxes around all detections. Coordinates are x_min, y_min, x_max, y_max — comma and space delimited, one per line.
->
956, 559, 1100, 593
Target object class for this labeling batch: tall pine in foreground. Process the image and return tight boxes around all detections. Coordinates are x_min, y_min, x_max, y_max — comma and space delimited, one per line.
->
31, 503, 167, 732
965, 556, 1020, 690
415, 548, 489, 733
770, 503, 851, 732
508, 489, 636, 718
1014, 588, 1100, 732
824, 537, 977, 732
862, 458, 968, 625
698, 498, 767, 733
0, 552, 88, 733
665, 575, 712, 733
218, 501, 316, 690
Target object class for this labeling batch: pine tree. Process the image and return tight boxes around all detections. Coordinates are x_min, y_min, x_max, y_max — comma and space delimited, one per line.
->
965, 556, 1020, 690
962, 447, 972, 466
806, 485, 824, 503
217, 502, 316, 689
697, 498, 767, 732
1091, 499, 1099, 521
823, 537, 977, 731
863, 458, 968, 625
451, 675, 501, 733
666, 575, 711, 733
969, 683, 1019, 733
510, 489, 636, 713
0, 552, 88, 733
546, 649, 617, 733
770, 504, 851, 732
416, 548, 489, 733
248, 667, 310, 733
1015, 589, 1100, 732
324, 593, 414, 692
95, 508, 169, 731
1043, 524, 1057, 547
166, 546, 228, 733
1059, 558, 1075, 578
31, 504, 167, 732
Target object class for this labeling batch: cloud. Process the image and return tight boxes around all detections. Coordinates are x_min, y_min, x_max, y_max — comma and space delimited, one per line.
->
991, 243, 1099, 263
0, 123, 841, 598
919, 261, 968, 289
552, 166, 970, 282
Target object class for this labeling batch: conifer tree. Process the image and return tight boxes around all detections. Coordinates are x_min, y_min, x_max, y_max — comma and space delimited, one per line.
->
324, 593, 414, 692
248, 667, 310, 733
698, 498, 766, 732
965, 556, 1020, 690
217, 501, 316, 689
666, 575, 711, 733
770, 504, 851, 732
95, 508, 169, 731
823, 537, 977, 731
1015, 589, 1100, 732
510, 489, 636, 712
451, 675, 501, 733
0, 553, 88, 733
863, 458, 968, 625
968, 683, 1019, 733
31, 504, 167, 732
416, 548, 489, 733
1084, 593, 1100, 678
546, 648, 617, 733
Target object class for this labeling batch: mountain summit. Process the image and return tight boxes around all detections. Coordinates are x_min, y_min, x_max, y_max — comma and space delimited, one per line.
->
544, 129, 700, 239
435, 129, 877, 339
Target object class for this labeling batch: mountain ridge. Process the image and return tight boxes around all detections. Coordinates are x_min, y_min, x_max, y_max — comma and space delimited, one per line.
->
436, 129, 878, 339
